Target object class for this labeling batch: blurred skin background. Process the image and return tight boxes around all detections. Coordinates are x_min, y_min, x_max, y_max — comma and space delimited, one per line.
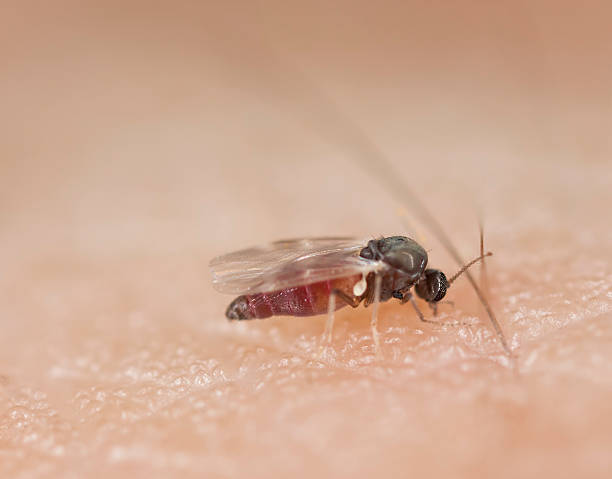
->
1, 1, 611, 478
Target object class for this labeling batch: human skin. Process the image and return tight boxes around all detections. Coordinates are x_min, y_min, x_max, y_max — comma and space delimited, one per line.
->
1, 2, 611, 478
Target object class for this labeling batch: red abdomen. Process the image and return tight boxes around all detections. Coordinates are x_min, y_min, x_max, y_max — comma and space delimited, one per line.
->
225, 275, 361, 320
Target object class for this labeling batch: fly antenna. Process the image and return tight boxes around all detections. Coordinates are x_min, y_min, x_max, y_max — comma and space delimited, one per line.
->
448, 251, 493, 286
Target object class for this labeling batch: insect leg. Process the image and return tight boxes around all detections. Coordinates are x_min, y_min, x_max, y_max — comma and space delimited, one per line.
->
370, 274, 383, 358
323, 289, 361, 344
404, 292, 467, 327
428, 300, 455, 316
403, 293, 442, 324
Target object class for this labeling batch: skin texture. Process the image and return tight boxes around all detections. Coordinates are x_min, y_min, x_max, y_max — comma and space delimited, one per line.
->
1, 2, 611, 478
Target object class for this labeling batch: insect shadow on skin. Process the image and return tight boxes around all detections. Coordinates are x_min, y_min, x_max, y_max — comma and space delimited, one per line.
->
210, 236, 492, 358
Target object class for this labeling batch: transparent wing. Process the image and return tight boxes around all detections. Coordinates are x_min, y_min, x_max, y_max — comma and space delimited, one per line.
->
209, 237, 384, 294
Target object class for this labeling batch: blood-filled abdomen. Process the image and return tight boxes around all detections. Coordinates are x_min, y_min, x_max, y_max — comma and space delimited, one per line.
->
225, 275, 361, 320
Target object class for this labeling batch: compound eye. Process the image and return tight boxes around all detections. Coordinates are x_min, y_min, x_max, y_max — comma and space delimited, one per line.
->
431, 277, 447, 302
415, 270, 448, 302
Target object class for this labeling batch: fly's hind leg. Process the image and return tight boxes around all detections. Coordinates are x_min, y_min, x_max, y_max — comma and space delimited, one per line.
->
321, 289, 361, 345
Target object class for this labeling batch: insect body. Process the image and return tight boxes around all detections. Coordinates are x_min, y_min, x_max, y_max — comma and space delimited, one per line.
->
210, 236, 488, 335
224, 274, 364, 320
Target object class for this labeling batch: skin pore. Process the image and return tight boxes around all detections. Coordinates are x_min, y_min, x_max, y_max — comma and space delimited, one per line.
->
1, 3, 611, 478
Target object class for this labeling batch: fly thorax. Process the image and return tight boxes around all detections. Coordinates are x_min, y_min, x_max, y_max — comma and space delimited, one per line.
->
391, 271, 420, 292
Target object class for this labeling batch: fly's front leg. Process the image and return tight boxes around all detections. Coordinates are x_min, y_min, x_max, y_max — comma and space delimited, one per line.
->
322, 289, 361, 345
401, 291, 465, 327
400, 292, 441, 325
409, 296, 443, 325
428, 300, 455, 317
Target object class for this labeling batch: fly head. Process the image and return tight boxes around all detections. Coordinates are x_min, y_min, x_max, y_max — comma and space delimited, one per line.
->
415, 269, 449, 302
